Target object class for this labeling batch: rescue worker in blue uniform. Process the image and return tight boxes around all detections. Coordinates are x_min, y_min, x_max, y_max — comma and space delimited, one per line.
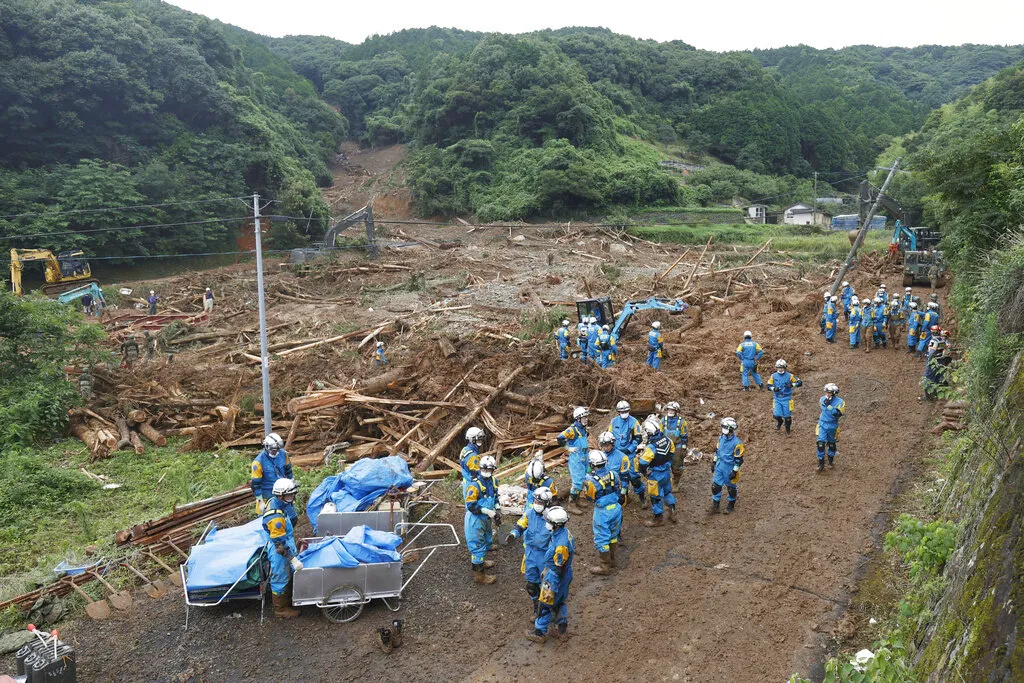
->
906, 302, 922, 353
819, 292, 830, 335
526, 506, 574, 644
586, 317, 600, 365
607, 400, 645, 505
876, 284, 888, 304
598, 431, 631, 492
768, 359, 802, 435
824, 295, 840, 343
250, 432, 291, 514
576, 319, 589, 362
262, 478, 302, 618
816, 383, 845, 472
840, 281, 854, 321
848, 297, 863, 349
637, 416, 677, 527
871, 297, 888, 349
646, 321, 664, 369
506, 486, 553, 614
464, 455, 500, 584
661, 401, 688, 479
710, 417, 744, 514
554, 319, 570, 360
374, 340, 387, 366
928, 292, 942, 320
860, 298, 873, 350
900, 287, 914, 313
523, 455, 557, 506
460, 426, 486, 496
596, 325, 616, 369
917, 303, 940, 358
581, 449, 624, 575
557, 406, 591, 515
735, 331, 765, 391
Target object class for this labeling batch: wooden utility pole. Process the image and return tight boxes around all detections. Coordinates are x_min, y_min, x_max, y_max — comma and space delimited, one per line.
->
830, 160, 900, 297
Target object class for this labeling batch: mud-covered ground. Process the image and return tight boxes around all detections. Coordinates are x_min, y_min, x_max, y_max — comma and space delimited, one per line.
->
28, 249, 939, 682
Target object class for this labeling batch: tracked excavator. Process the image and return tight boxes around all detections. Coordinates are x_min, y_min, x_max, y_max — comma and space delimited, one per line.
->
856, 181, 945, 287
10, 248, 98, 296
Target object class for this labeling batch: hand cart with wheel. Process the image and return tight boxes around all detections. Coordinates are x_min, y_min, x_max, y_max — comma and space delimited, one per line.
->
291, 522, 459, 623
314, 481, 442, 536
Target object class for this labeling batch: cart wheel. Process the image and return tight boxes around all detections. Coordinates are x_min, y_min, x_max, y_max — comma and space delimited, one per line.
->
322, 584, 365, 623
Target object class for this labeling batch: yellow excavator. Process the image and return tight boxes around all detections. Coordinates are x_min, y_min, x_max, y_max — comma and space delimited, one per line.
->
10, 248, 98, 296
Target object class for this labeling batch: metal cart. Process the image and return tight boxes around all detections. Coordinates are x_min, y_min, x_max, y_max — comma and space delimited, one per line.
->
292, 522, 459, 623
181, 523, 270, 630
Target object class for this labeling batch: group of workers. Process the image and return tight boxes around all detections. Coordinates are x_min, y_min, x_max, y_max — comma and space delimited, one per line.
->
554, 317, 621, 369
554, 317, 667, 370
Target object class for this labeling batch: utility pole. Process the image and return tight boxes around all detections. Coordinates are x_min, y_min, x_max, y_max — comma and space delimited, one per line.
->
813, 171, 818, 226
830, 160, 900, 297
252, 193, 272, 436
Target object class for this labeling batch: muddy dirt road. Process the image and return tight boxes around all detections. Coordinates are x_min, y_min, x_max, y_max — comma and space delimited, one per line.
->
35, 250, 938, 682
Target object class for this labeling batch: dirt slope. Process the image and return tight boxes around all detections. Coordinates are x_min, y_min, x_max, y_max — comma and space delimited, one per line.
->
41, 250, 938, 682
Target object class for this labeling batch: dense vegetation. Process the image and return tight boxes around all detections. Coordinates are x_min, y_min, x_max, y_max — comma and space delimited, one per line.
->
1, 3, 1022, 250
0, 0, 347, 259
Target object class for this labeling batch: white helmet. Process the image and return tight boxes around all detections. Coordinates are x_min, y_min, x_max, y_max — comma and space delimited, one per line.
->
561, 319, 570, 327
615, 400, 630, 413
545, 506, 569, 527
150, 290, 155, 295
642, 416, 660, 436
651, 321, 661, 330
666, 401, 680, 413
743, 330, 752, 339
851, 296, 859, 304
842, 281, 849, 287
830, 295, 838, 302
905, 287, 912, 293
775, 358, 787, 370
572, 406, 590, 421
879, 283, 887, 289
598, 431, 615, 445
824, 383, 839, 395
526, 458, 546, 481
589, 316, 597, 324
909, 301, 918, 309
928, 301, 938, 309
533, 486, 553, 505
465, 426, 485, 444
602, 324, 610, 331
929, 293, 938, 301
263, 433, 284, 451
873, 297, 881, 304
479, 455, 497, 477
823, 292, 830, 299
588, 449, 607, 469
272, 478, 298, 497
720, 417, 737, 433
376, 340, 384, 347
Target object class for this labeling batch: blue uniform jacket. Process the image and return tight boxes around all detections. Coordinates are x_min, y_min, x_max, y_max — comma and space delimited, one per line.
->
714, 434, 745, 468
250, 448, 293, 500
660, 415, 688, 447
556, 421, 589, 456
555, 326, 569, 346
817, 395, 846, 429
735, 339, 763, 364
647, 329, 663, 351
769, 371, 802, 398
540, 526, 575, 604
459, 443, 481, 487
608, 414, 641, 456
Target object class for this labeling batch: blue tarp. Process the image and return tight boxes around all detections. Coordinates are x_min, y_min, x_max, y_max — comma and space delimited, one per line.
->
297, 525, 403, 569
185, 518, 267, 591
306, 456, 414, 532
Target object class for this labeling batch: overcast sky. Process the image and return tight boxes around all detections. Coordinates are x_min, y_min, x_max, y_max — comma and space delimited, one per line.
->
166, 0, 1023, 51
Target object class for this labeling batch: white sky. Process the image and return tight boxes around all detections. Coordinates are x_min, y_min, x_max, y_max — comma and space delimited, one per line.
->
166, 0, 1024, 51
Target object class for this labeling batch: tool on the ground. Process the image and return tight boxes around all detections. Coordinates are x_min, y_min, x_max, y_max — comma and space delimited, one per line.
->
120, 562, 167, 599
88, 570, 133, 611
143, 549, 183, 587
160, 536, 190, 561
377, 626, 394, 653
65, 580, 111, 620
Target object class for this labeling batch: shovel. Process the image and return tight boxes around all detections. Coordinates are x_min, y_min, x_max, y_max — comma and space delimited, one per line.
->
65, 580, 111, 620
143, 549, 183, 588
88, 570, 133, 612
121, 562, 168, 599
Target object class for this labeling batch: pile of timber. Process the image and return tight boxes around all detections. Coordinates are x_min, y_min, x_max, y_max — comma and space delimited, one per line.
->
115, 485, 253, 552
933, 400, 967, 434
69, 407, 167, 462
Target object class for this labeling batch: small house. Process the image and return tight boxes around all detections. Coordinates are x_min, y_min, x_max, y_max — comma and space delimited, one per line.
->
783, 203, 831, 226
747, 205, 767, 224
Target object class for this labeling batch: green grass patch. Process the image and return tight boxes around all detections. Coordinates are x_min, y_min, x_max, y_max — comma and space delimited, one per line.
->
0, 439, 331, 601
629, 224, 890, 257
633, 205, 744, 215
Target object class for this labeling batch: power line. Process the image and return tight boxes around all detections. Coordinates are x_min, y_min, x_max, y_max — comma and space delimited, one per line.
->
0, 217, 252, 242
0, 196, 254, 220
82, 242, 399, 262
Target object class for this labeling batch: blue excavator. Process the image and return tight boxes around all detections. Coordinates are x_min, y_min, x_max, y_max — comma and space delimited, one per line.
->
858, 181, 944, 287
576, 296, 691, 340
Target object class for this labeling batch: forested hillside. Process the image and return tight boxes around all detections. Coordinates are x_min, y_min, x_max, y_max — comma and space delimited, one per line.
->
1, 2, 1022, 254
0, 0, 347, 257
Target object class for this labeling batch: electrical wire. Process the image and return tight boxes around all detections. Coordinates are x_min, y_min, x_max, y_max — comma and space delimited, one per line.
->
82, 242, 396, 262
0, 196, 254, 220
0, 217, 252, 242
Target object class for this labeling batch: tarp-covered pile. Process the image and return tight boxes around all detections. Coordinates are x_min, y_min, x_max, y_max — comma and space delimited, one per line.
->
297, 525, 403, 569
306, 456, 413, 532
185, 518, 267, 592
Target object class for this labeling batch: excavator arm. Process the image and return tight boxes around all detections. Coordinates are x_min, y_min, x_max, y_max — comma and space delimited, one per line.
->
611, 297, 690, 339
